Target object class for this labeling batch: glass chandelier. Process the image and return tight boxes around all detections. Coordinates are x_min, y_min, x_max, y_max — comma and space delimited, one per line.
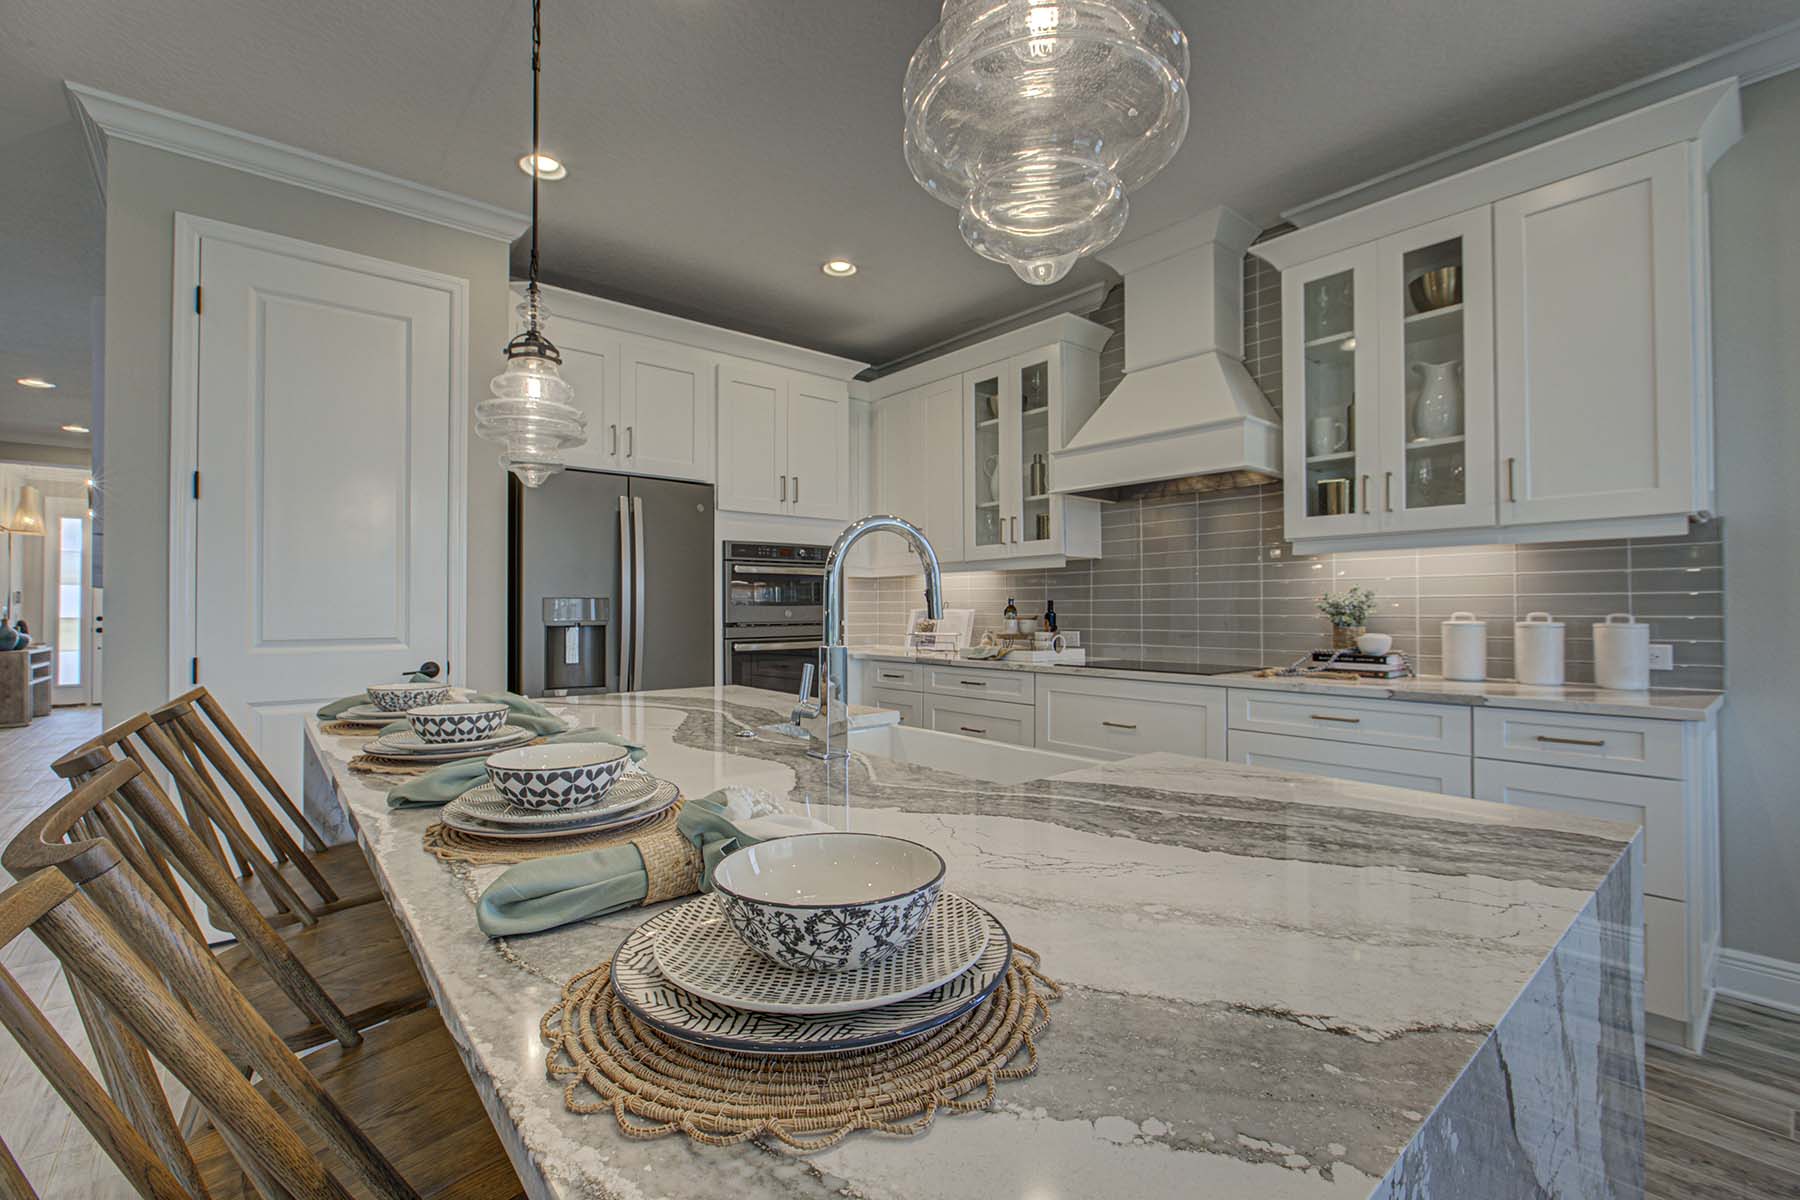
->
903, 0, 1191, 286
477, 0, 586, 487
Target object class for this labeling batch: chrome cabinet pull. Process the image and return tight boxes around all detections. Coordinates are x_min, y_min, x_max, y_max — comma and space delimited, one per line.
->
779, 476, 787, 502
1311, 713, 1362, 724
626, 426, 634, 458
793, 475, 800, 504
880, 672, 906, 680
1101, 720, 1138, 730
1384, 471, 1393, 512
1360, 475, 1371, 514
1010, 516, 1019, 542
958, 679, 988, 687
609, 424, 618, 455
1537, 734, 1606, 747
958, 726, 988, 736
1506, 457, 1517, 502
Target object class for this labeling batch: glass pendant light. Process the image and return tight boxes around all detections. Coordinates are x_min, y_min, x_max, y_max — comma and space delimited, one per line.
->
904, 0, 1191, 285
477, 0, 586, 487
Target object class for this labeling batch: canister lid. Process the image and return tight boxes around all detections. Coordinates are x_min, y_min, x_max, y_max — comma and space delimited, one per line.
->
1442, 611, 1486, 625
1517, 611, 1564, 628
1597, 612, 1645, 627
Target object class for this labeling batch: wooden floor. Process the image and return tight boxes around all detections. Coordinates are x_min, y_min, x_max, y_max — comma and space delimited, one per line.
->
2, 710, 1800, 1196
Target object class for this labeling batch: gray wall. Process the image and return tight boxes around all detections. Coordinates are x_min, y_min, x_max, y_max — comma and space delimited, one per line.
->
101, 140, 511, 726
1707, 70, 1800, 966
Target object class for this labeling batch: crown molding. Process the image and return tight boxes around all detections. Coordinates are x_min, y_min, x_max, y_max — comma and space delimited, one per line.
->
64, 82, 528, 243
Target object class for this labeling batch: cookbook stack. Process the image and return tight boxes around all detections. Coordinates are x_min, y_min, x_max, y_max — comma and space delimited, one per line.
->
613, 833, 1012, 1054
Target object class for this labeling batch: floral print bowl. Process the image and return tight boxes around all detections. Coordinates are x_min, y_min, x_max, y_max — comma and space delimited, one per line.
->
711, 833, 945, 973
366, 681, 452, 712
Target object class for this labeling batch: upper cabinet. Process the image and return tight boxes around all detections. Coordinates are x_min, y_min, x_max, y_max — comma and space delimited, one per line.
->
619, 336, 715, 483
716, 359, 851, 520
870, 375, 965, 574
1257, 80, 1739, 555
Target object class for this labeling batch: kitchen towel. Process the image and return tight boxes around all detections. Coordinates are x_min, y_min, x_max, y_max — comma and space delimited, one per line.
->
475, 789, 828, 937
386, 727, 648, 809
315, 672, 439, 719
377, 691, 571, 738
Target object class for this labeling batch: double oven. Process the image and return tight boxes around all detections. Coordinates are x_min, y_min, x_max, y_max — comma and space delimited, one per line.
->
722, 541, 828, 699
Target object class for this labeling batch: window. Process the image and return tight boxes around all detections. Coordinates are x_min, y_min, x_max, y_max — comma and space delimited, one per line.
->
57, 516, 81, 686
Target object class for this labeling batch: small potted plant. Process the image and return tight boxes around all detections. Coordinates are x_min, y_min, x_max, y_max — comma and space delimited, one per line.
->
1317, 587, 1376, 650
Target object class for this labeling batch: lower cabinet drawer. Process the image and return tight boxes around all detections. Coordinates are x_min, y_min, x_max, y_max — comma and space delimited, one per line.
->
1228, 730, 1472, 796
1645, 895, 1688, 1025
1473, 759, 1685, 900
924, 665, 1035, 704
867, 687, 922, 726
921, 694, 1034, 747
1474, 709, 1686, 780
865, 661, 923, 692
1036, 676, 1227, 761
1229, 689, 1471, 754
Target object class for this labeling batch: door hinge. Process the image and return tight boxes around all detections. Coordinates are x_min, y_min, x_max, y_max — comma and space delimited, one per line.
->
190, 657, 199, 685
192, 471, 200, 499
194, 285, 202, 314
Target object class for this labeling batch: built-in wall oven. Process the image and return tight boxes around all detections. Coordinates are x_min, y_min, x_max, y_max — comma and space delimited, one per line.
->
723, 542, 828, 698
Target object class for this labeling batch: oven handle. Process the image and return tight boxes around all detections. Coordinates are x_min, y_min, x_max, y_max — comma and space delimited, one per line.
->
729, 565, 827, 577
729, 641, 825, 653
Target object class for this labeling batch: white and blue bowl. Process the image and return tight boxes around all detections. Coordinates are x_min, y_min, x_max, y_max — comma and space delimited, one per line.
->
407, 702, 508, 745
712, 833, 945, 974
484, 742, 631, 811
366, 681, 452, 712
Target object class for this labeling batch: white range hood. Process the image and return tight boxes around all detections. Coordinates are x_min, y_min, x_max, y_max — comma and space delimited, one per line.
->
1051, 207, 1281, 498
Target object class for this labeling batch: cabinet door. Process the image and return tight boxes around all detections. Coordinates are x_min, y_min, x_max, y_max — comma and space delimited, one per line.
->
787, 373, 849, 519
921, 694, 1035, 747
873, 388, 927, 571
1037, 676, 1227, 762
962, 360, 1014, 561
919, 375, 966, 565
1012, 350, 1060, 555
620, 334, 716, 482
716, 358, 788, 514
546, 320, 622, 470
1375, 208, 1496, 532
1283, 244, 1383, 540
1228, 730, 1472, 796
1495, 144, 1694, 524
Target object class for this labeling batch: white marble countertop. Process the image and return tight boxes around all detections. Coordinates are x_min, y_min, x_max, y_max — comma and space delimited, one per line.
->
302, 685, 1643, 1200
849, 646, 1723, 720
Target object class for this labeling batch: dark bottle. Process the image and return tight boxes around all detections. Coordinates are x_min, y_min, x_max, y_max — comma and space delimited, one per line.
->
1043, 600, 1057, 632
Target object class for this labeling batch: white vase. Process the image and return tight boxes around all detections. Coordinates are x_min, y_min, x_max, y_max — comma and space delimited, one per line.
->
1409, 360, 1463, 439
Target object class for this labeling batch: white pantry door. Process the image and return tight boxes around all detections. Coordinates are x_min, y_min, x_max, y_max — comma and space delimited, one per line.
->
189, 224, 463, 799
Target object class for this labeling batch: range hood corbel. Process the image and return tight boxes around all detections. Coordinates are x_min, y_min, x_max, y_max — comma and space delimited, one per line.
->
1050, 206, 1282, 500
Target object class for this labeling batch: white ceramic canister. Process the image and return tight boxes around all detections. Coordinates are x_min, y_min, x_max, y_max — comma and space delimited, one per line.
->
1514, 612, 1566, 686
1440, 611, 1488, 681
1593, 613, 1651, 690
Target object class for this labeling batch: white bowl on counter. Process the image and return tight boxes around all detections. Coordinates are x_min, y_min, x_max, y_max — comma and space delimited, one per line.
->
407, 701, 508, 744
484, 742, 631, 811
712, 833, 945, 973
366, 681, 452, 712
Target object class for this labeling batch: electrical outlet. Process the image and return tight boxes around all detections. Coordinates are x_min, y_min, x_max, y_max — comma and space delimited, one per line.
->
1648, 643, 1674, 671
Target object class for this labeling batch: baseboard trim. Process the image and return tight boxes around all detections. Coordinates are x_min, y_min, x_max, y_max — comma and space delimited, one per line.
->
1714, 947, 1800, 1015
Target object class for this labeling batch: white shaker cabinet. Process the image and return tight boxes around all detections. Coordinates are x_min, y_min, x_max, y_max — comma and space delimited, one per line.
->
716, 359, 850, 519
545, 319, 623, 472
871, 376, 965, 573
617, 335, 716, 483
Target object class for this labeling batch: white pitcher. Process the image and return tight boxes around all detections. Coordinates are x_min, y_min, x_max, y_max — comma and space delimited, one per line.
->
1410, 360, 1463, 439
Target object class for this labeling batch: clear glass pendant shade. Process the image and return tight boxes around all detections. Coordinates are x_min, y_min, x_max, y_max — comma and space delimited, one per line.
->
904, 0, 1190, 285
476, 294, 587, 488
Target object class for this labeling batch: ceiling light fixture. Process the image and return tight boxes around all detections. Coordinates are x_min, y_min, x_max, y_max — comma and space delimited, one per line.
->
477, 0, 587, 488
15, 378, 55, 389
904, 0, 1191, 285
517, 152, 567, 180
61, 424, 89, 434
821, 259, 858, 278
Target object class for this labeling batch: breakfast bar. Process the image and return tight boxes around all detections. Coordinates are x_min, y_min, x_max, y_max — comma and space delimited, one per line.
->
302, 685, 1644, 1199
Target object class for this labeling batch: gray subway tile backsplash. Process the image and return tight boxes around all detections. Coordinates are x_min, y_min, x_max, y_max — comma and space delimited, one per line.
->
847, 260, 1724, 692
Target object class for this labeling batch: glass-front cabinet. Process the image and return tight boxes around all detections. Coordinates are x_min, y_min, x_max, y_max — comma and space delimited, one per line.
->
963, 349, 1065, 562
1281, 207, 1494, 543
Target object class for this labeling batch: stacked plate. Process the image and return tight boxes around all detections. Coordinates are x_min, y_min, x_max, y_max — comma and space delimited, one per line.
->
363, 723, 536, 763
440, 772, 679, 841
612, 837, 1012, 1054
330, 701, 417, 728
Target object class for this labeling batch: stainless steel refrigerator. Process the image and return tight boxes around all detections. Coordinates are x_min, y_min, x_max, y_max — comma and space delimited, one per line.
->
508, 470, 715, 697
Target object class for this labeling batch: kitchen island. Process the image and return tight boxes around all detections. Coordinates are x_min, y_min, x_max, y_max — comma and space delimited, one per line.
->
302, 685, 1643, 1200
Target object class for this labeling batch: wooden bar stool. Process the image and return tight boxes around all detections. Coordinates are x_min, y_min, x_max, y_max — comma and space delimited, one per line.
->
40, 740, 431, 1053
0, 820, 522, 1197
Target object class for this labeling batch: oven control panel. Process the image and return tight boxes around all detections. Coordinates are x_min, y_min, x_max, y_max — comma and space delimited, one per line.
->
725, 542, 828, 564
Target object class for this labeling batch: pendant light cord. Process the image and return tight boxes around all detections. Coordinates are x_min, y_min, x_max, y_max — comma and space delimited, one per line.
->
527, 0, 543, 327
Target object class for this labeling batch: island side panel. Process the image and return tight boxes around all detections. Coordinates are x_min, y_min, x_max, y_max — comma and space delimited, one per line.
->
1370, 842, 1644, 1199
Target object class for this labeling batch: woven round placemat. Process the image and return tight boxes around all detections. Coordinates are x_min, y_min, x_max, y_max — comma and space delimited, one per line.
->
422, 797, 696, 871
540, 945, 1059, 1151
320, 719, 385, 737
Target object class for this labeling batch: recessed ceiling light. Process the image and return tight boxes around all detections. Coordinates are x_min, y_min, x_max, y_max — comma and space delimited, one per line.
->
61, 424, 89, 434
517, 152, 566, 180
16, 377, 55, 389
821, 259, 858, 278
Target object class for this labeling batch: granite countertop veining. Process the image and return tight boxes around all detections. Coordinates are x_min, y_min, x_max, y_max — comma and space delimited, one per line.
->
850, 645, 1723, 720
301, 685, 1645, 1200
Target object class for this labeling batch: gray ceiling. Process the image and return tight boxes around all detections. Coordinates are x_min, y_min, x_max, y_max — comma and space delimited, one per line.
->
1, 0, 1797, 449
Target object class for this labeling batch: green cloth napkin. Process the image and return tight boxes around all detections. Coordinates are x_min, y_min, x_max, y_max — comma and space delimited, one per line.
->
960, 646, 1007, 660
376, 691, 571, 739
475, 790, 820, 937
385, 727, 646, 810
316, 672, 436, 719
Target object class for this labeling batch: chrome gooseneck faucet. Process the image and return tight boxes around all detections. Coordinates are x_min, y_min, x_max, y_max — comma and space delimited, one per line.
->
818, 514, 943, 761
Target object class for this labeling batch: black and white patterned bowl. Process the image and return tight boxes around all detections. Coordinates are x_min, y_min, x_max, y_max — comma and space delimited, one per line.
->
711, 833, 945, 974
484, 742, 631, 811
406, 702, 509, 745
365, 682, 452, 712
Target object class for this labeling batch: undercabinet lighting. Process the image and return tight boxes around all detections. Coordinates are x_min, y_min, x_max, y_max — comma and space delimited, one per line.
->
821, 259, 858, 278
517, 152, 566, 180
61, 424, 89, 434
16, 377, 55, 389
1340, 337, 1357, 351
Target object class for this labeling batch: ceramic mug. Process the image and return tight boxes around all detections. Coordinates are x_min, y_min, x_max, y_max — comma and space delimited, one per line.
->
1308, 416, 1348, 456
1032, 632, 1067, 652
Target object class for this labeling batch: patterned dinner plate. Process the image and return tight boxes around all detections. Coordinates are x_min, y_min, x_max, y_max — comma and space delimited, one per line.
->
439, 777, 678, 840
331, 703, 406, 726
445, 774, 673, 829
652, 892, 990, 1016
366, 725, 535, 757
612, 902, 1012, 1054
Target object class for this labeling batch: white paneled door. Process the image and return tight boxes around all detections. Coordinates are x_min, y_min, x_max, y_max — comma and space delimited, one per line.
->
184, 220, 465, 800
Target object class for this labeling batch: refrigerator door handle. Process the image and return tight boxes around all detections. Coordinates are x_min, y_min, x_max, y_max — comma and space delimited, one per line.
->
631, 495, 647, 691
618, 496, 633, 692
